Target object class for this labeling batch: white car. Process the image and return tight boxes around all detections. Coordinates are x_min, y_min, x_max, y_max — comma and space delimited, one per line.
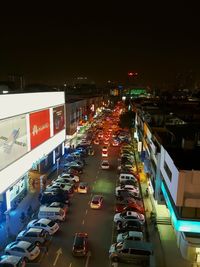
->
119, 174, 137, 183
112, 140, 119, 146
116, 231, 144, 243
102, 146, 108, 152
101, 160, 110, 169
102, 150, 108, 157
27, 218, 59, 235
114, 211, 145, 224
58, 173, 79, 183
0, 255, 26, 267
115, 184, 139, 195
5, 241, 40, 262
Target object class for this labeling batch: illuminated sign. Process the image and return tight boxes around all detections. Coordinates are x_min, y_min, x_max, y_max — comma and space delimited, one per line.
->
161, 182, 200, 233
29, 109, 50, 149
53, 106, 65, 135
0, 115, 28, 171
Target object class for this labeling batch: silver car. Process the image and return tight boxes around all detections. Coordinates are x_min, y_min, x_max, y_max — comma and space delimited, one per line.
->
16, 228, 50, 246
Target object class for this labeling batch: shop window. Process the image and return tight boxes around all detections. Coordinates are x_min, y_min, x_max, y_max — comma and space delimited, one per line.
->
181, 207, 196, 218
196, 208, 200, 218
164, 161, 172, 181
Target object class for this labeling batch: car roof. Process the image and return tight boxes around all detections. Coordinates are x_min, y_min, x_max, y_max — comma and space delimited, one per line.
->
37, 218, 51, 224
26, 227, 43, 233
92, 195, 102, 200
7, 241, 31, 249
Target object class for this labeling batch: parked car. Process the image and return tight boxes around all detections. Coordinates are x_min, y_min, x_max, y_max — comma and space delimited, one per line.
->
27, 218, 59, 235
114, 211, 145, 225
53, 177, 75, 185
5, 241, 40, 262
72, 233, 89, 257
115, 185, 139, 196
116, 190, 141, 201
90, 195, 103, 209
0, 255, 26, 267
119, 173, 138, 183
116, 231, 144, 243
16, 228, 50, 246
115, 199, 144, 215
63, 167, 81, 176
46, 201, 69, 213
109, 240, 153, 264
39, 190, 70, 205
48, 183, 74, 194
116, 220, 143, 234
64, 162, 83, 173
58, 173, 80, 183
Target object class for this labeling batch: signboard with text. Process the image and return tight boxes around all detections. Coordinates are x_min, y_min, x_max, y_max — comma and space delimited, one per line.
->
0, 115, 28, 171
29, 109, 50, 149
53, 105, 65, 135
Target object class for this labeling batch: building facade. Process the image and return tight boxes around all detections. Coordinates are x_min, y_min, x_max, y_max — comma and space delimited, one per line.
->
0, 92, 65, 216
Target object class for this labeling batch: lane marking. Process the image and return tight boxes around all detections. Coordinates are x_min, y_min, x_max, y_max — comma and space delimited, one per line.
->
82, 219, 85, 225
85, 209, 88, 215
69, 263, 72, 267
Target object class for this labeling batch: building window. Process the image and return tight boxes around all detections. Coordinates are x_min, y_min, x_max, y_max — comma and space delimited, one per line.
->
164, 161, 172, 181
181, 207, 196, 218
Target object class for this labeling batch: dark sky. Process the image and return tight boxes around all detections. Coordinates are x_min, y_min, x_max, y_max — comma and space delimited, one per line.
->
0, 1, 200, 87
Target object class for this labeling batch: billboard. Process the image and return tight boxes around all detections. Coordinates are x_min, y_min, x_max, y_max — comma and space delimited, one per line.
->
30, 109, 50, 149
53, 105, 65, 135
0, 115, 28, 171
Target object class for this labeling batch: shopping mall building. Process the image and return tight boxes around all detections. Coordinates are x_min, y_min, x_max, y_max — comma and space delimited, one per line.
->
0, 91, 66, 215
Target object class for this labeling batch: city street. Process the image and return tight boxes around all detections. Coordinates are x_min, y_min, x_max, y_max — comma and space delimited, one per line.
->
26, 143, 122, 267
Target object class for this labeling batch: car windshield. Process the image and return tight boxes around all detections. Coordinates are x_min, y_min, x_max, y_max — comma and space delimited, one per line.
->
80, 186, 85, 189
92, 200, 99, 204
27, 243, 36, 252
48, 221, 55, 227
74, 236, 84, 249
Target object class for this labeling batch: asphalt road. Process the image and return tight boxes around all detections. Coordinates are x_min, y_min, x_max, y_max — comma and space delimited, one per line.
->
27, 143, 124, 267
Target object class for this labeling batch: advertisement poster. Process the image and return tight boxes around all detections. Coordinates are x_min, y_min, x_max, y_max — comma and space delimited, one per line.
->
0, 115, 28, 171
30, 109, 50, 149
53, 105, 65, 135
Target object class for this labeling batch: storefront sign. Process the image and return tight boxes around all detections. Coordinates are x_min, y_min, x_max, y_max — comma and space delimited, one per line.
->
53, 105, 65, 135
30, 109, 50, 149
0, 115, 28, 171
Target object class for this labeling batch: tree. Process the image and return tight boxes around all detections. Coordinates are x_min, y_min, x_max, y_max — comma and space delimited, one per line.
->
119, 110, 136, 129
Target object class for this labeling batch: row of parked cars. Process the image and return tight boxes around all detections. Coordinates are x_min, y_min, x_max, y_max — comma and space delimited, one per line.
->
0, 143, 94, 266
109, 140, 154, 266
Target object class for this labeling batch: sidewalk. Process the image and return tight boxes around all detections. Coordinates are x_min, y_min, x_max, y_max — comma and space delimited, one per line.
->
0, 127, 89, 253
140, 171, 191, 267
0, 167, 63, 253
0, 191, 40, 251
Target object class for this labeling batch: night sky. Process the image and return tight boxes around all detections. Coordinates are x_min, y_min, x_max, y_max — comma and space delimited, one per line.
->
0, 2, 200, 87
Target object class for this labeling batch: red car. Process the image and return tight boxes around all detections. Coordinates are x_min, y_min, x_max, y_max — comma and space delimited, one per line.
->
115, 198, 145, 214
72, 232, 88, 257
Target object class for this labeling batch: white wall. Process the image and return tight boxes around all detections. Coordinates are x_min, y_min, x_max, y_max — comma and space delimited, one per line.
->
160, 145, 179, 204
0, 129, 65, 194
0, 92, 65, 119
